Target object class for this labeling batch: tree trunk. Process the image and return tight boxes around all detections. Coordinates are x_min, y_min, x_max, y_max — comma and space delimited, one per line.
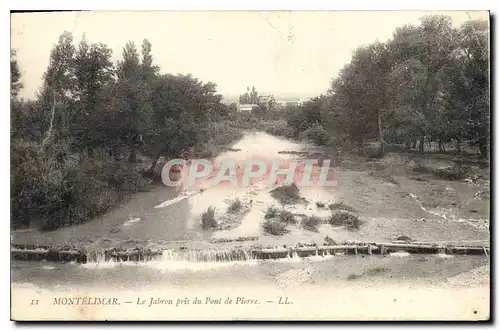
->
485, 135, 490, 159
377, 110, 385, 157
129, 147, 137, 163
479, 136, 488, 159
418, 135, 425, 154
405, 139, 411, 152
41, 90, 57, 149
148, 152, 162, 174
438, 139, 443, 153
411, 138, 417, 149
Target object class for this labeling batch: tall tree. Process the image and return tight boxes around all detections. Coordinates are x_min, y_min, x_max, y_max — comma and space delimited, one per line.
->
72, 36, 115, 151
114, 41, 152, 161
11, 50, 22, 99
40, 31, 76, 147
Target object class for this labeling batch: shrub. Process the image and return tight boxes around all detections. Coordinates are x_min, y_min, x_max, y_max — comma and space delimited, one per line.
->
262, 219, 290, 236
328, 202, 356, 212
324, 236, 337, 245
435, 164, 472, 180
265, 206, 280, 219
412, 163, 472, 181
396, 235, 413, 242
315, 201, 326, 208
299, 124, 330, 145
347, 273, 361, 281
302, 216, 323, 232
227, 198, 243, 213
11, 141, 150, 231
203, 120, 243, 147
201, 207, 217, 229
329, 211, 362, 229
270, 183, 302, 204
264, 120, 296, 138
279, 210, 296, 224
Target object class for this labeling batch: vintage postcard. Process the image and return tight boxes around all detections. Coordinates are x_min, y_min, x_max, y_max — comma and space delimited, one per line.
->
10, 10, 490, 321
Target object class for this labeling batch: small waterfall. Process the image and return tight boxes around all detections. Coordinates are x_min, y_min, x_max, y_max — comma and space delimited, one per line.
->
81, 247, 257, 269
161, 248, 253, 263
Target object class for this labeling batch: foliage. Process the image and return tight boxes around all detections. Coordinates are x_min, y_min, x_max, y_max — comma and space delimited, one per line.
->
279, 211, 296, 224
227, 198, 243, 213
299, 123, 330, 145
262, 219, 290, 236
10, 32, 231, 230
328, 211, 362, 229
263, 120, 296, 138
322, 15, 489, 157
269, 183, 302, 204
201, 207, 218, 230
264, 206, 281, 219
302, 216, 323, 232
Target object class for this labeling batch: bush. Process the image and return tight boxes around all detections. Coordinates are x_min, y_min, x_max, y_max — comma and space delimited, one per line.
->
11, 141, 146, 231
412, 163, 472, 181
324, 236, 337, 245
264, 206, 280, 219
300, 124, 330, 145
328, 202, 356, 212
200, 120, 244, 156
262, 219, 290, 236
201, 207, 217, 229
435, 164, 472, 180
270, 183, 302, 204
264, 120, 296, 138
302, 216, 323, 232
279, 210, 296, 224
227, 198, 243, 213
329, 211, 362, 229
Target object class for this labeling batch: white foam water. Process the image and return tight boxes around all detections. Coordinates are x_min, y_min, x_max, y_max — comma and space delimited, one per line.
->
154, 194, 192, 208
123, 218, 141, 227
437, 253, 454, 259
390, 251, 411, 257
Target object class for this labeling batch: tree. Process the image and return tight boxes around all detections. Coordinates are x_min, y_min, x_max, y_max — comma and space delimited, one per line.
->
324, 15, 489, 157
386, 15, 457, 153
250, 86, 258, 104
38, 31, 77, 147
11, 50, 22, 99
72, 36, 115, 151
141, 39, 159, 81
239, 86, 251, 104
145, 74, 224, 172
112, 41, 155, 161
447, 20, 489, 156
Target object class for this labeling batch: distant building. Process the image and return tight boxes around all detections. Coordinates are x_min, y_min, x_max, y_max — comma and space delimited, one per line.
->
285, 100, 303, 107
238, 104, 258, 112
275, 100, 287, 109
258, 95, 273, 105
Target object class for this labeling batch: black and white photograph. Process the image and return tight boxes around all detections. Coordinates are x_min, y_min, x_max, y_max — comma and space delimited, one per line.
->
9, 10, 491, 321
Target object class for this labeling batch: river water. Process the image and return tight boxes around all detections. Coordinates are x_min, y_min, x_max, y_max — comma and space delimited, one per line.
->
11, 132, 490, 320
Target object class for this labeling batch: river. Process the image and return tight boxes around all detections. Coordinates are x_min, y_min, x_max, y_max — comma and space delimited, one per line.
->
11, 131, 490, 320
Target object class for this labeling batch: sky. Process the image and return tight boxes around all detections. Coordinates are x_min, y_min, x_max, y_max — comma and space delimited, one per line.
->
11, 10, 489, 101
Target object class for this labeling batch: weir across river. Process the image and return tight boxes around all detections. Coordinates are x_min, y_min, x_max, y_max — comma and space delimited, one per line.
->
11, 241, 490, 264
